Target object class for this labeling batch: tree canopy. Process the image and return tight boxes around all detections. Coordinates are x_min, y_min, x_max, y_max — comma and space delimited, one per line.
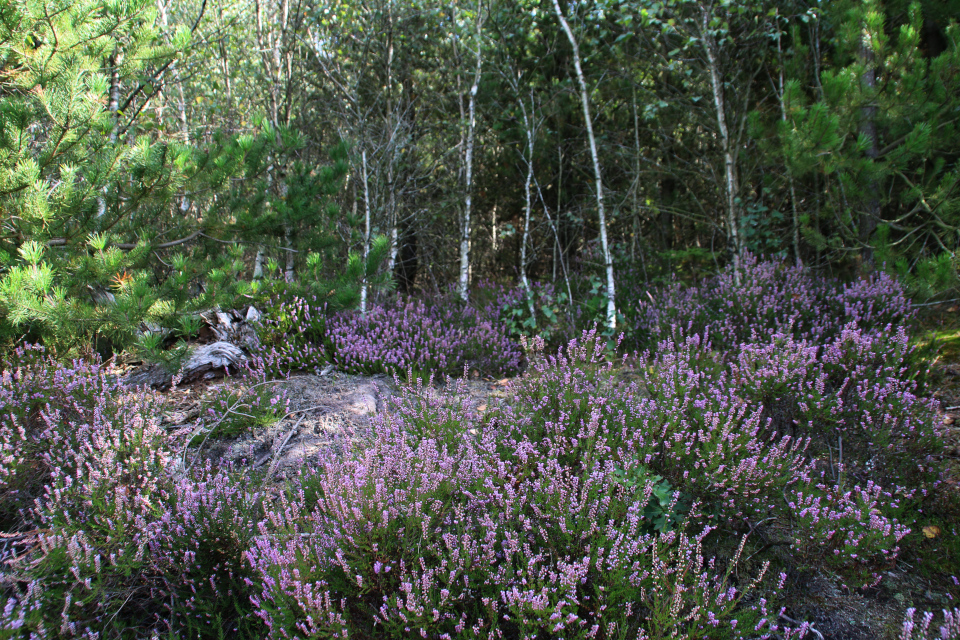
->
2, 0, 959, 350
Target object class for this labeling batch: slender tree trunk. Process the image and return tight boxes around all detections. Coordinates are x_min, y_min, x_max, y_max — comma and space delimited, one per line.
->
253, 250, 265, 279
701, 5, 741, 280
859, 33, 881, 267
459, 4, 482, 302
386, 1, 399, 275
361, 149, 372, 315
108, 54, 121, 145
536, 178, 575, 318
519, 96, 537, 321
283, 175, 294, 282
551, 0, 616, 329
774, 23, 802, 266
631, 86, 646, 279
97, 52, 121, 219
387, 162, 398, 274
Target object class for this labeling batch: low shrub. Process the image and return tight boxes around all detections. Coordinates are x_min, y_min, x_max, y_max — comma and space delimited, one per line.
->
254, 295, 329, 377
148, 463, 266, 638
900, 607, 960, 640
253, 294, 524, 379
326, 297, 524, 377
0, 346, 172, 635
0, 257, 952, 638
639, 254, 914, 351
0, 344, 167, 525
244, 331, 836, 638
787, 480, 911, 588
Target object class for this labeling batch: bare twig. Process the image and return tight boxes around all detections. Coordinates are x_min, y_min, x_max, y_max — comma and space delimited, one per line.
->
266, 414, 305, 477
778, 613, 824, 640
182, 379, 286, 472
912, 298, 960, 308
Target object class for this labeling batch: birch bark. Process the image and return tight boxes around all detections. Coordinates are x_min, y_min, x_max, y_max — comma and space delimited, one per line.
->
519, 95, 537, 321
700, 4, 742, 279
458, 3, 483, 302
386, 0, 399, 275
361, 149, 372, 315
551, 0, 616, 329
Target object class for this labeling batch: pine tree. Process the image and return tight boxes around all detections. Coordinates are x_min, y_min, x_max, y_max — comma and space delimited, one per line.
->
0, 0, 194, 350
770, 0, 960, 278
0, 0, 387, 353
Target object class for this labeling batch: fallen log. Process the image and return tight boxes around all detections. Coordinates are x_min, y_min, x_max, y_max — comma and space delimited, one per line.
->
124, 341, 247, 390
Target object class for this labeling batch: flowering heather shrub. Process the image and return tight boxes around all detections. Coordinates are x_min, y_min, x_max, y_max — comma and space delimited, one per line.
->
648, 322, 940, 482
246, 331, 796, 638
254, 294, 524, 379
0, 348, 173, 636
326, 297, 523, 377
819, 325, 940, 472
635, 325, 936, 587
640, 254, 914, 351
492, 332, 806, 525
0, 256, 948, 639
0, 344, 167, 524
900, 608, 960, 640
254, 295, 329, 376
787, 481, 911, 588
148, 463, 266, 637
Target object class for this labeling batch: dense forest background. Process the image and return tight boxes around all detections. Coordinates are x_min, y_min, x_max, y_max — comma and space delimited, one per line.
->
3, 0, 960, 352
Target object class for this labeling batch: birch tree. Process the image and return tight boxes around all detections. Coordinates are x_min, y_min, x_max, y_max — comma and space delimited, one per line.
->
551, 0, 616, 329
518, 93, 539, 321
456, 0, 484, 302
698, 1, 742, 276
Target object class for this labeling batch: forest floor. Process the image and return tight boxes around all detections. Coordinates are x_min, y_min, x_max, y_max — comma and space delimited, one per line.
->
139, 316, 960, 640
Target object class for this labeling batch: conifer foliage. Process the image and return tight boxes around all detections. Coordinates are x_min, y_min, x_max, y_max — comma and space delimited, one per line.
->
0, 0, 192, 348
0, 0, 379, 352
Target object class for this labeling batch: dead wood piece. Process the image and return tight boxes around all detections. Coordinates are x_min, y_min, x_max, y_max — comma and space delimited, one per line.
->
161, 406, 201, 427
124, 341, 247, 390
199, 306, 261, 350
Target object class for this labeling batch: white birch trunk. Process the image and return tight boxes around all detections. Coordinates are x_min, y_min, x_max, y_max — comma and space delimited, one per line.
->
281, 168, 293, 282
701, 5, 741, 279
519, 97, 537, 322
385, 1, 399, 275
284, 227, 295, 282
458, 6, 482, 302
361, 149, 372, 315
108, 54, 120, 145
551, 0, 616, 329
253, 250, 265, 280
97, 52, 121, 219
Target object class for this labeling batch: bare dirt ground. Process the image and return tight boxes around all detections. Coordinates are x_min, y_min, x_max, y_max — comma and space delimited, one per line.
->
157, 369, 512, 477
